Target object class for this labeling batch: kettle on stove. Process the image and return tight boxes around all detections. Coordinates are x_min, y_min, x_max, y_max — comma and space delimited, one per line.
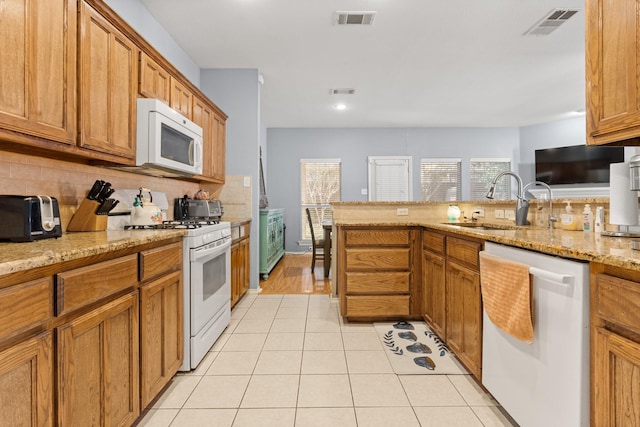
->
130, 187, 163, 226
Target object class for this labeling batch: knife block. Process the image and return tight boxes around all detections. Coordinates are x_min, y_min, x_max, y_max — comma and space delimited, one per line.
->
67, 199, 108, 232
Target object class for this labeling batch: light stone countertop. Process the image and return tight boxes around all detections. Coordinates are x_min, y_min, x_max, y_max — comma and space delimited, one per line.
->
0, 229, 186, 276
336, 220, 640, 271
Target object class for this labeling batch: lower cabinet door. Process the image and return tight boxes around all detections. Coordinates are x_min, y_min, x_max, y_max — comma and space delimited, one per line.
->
423, 250, 446, 339
57, 292, 139, 427
446, 261, 482, 378
140, 271, 183, 408
0, 332, 53, 427
593, 327, 640, 426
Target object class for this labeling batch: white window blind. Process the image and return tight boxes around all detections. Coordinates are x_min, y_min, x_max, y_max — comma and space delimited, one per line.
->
470, 158, 511, 200
420, 158, 461, 201
368, 156, 413, 201
301, 159, 341, 241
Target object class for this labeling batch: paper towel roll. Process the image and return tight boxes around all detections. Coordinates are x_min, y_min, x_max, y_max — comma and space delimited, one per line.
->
609, 162, 638, 226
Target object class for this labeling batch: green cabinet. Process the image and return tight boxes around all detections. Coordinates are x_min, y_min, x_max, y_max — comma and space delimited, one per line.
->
259, 209, 285, 280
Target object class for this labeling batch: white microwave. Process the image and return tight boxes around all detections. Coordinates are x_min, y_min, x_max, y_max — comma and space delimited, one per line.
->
136, 98, 203, 176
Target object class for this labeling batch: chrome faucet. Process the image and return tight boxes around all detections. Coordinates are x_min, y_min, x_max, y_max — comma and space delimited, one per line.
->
523, 181, 558, 229
485, 171, 530, 226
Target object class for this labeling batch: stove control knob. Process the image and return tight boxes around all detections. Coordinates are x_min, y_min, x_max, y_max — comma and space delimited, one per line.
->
202, 233, 214, 244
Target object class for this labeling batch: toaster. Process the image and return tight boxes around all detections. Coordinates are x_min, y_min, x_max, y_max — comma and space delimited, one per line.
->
0, 195, 62, 242
174, 196, 223, 220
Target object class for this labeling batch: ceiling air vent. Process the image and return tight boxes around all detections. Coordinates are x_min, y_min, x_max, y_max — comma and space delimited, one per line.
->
523, 8, 579, 36
335, 11, 376, 26
331, 88, 356, 95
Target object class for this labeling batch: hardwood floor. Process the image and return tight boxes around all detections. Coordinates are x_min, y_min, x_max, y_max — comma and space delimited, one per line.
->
259, 253, 331, 294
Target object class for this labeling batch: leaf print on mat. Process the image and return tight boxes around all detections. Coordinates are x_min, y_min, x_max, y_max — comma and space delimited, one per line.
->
414, 356, 436, 370
406, 342, 432, 354
425, 330, 450, 357
383, 330, 403, 355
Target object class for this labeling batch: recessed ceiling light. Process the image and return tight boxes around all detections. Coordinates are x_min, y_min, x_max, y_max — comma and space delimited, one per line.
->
334, 103, 347, 111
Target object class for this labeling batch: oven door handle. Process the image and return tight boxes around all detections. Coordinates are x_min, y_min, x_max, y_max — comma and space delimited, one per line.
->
190, 237, 231, 262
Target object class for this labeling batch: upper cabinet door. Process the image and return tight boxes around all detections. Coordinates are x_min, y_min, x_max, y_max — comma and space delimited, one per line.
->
139, 52, 171, 104
192, 96, 226, 183
79, 1, 138, 159
0, 0, 76, 144
170, 77, 193, 119
586, 0, 640, 145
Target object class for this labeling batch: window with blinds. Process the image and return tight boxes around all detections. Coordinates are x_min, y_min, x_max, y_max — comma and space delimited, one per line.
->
367, 156, 413, 201
301, 159, 341, 241
420, 158, 461, 201
470, 158, 511, 200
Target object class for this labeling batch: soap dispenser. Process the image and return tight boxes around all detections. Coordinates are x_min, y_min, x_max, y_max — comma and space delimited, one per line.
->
582, 204, 594, 232
560, 201, 579, 230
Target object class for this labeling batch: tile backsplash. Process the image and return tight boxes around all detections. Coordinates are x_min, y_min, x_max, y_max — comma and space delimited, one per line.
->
0, 149, 212, 230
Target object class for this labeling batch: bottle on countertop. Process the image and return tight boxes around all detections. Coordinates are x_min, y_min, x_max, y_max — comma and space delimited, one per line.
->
582, 204, 594, 232
447, 204, 461, 223
595, 206, 605, 233
560, 201, 579, 230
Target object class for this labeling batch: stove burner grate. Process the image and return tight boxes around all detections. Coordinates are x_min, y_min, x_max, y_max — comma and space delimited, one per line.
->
124, 219, 220, 230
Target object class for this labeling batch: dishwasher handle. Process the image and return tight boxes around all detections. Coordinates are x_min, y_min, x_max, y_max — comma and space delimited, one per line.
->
529, 266, 573, 285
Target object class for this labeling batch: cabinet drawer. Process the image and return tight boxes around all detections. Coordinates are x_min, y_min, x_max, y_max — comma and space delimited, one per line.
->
446, 237, 481, 269
139, 242, 182, 281
345, 229, 409, 246
346, 272, 410, 294
0, 278, 53, 340
346, 248, 410, 270
423, 230, 445, 254
56, 254, 138, 316
595, 274, 640, 334
345, 295, 410, 317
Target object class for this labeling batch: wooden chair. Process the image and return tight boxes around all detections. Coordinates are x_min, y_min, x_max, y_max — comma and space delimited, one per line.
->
305, 208, 325, 273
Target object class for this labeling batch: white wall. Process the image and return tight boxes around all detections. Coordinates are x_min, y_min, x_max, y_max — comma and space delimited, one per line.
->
200, 69, 262, 289
104, 0, 201, 85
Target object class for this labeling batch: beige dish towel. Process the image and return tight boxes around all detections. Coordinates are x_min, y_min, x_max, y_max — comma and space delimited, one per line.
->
479, 251, 534, 344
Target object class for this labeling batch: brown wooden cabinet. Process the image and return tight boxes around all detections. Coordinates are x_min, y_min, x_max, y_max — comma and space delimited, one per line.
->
338, 226, 420, 319
0, 332, 53, 427
139, 242, 183, 408
0, 237, 183, 427
445, 236, 482, 379
422, 230, 446, 339
170, 77, 193, 119
0, 0, 77, 145
231, 221, 251, 307
139, 52, 171, 104
140, 271, 182, 408
591, 263, 640, 425
212, 112, 227, 182
192, 95, 226, 183
79, 0, 138, 159
586, 0, 640, 145
57, 291, 140, 427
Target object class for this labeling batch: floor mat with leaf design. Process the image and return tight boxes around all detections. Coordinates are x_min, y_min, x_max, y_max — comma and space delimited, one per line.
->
374, 321, 469, 375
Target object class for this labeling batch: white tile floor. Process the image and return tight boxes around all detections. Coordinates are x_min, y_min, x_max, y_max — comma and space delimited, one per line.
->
137, 294, 518, 427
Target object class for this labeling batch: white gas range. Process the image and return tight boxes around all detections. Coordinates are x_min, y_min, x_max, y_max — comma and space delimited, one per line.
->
179, 221, 231, 371
108, 191, 231, 371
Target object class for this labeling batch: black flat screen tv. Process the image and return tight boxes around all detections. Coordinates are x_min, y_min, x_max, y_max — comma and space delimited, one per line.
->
535, 145, 625, 185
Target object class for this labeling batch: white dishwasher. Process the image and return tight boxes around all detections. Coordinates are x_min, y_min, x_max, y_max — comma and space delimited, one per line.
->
482, 242, 589, 427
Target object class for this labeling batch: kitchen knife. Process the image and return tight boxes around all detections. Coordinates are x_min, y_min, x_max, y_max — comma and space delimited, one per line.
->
96, 182, 112, 203
96, 198, 120, 215
87, 180, 104, 200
